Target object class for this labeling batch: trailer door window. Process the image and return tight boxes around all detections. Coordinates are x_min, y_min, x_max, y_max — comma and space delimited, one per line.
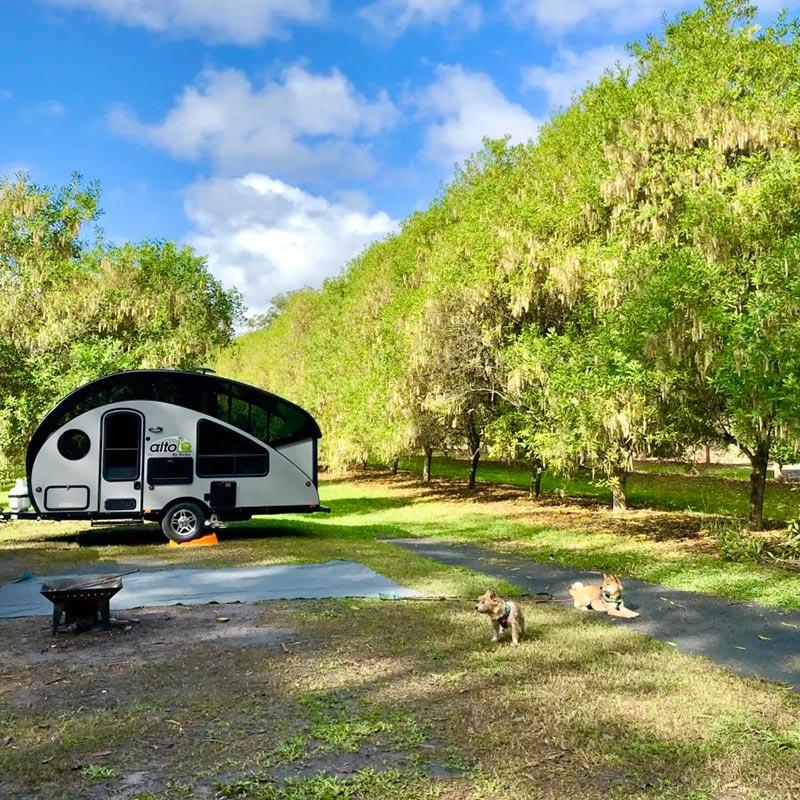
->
196, 420, 269, 478
102, 411, 142, 481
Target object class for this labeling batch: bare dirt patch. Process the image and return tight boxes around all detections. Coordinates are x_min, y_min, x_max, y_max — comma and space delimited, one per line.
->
1, 602, 289, 676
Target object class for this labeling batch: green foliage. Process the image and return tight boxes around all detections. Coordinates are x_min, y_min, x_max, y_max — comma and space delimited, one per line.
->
712, 521, 765, 563
0, 175, 243, 477
215, 1, 800, 526
81, 763, 120, 780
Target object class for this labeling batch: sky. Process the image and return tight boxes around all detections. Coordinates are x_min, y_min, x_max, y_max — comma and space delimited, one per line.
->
0, 0, 794, 316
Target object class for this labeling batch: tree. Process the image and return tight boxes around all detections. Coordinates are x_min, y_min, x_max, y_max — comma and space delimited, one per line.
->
593, 1, 800, 528
0, 175, 243, 476
211, 1, 800, 529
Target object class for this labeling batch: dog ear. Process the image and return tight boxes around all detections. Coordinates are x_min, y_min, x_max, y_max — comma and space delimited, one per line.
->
602, 573, 609, 581
488, 589, 497, 599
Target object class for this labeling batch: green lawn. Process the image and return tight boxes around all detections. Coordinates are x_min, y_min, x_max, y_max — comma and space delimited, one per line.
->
397, 456, 800, 522
2, 479, 800, 799
2, 476, 800, 609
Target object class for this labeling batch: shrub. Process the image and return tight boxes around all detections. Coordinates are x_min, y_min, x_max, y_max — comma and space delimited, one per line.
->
712, 521, 765, 563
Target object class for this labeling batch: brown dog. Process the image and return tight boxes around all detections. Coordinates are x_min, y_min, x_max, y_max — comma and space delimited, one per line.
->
475, 589, 525, 646
569, 574, 639, 618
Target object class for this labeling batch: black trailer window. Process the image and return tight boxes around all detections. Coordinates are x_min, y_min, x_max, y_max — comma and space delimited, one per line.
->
102, 411, 142, 481
147, 457, 194, 485
196, 420, 269, 478
57, 429, 91, 461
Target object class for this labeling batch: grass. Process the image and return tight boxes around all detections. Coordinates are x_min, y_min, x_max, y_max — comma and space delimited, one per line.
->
397, 456, 800, 522
3, 479, 800, 798
81, 763, 120, 780
3, 474, 800, 608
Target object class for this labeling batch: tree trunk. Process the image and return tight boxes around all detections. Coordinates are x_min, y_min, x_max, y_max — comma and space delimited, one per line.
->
422, 446, 433, 482
704, 443, 711, 466
748, 441, 770, 531
529, 456, 543, 500
611, 467, 628, 513
468, 448, 480, 490
466, 415, 481, 491
390, 458, 399, 475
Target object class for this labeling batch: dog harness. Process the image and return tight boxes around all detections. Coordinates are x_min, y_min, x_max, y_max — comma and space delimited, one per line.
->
498, 603, 512, 629
602, 589, 622, 610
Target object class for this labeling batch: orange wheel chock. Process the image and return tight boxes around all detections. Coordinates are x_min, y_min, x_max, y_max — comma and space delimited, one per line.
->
168, 532, 219, 548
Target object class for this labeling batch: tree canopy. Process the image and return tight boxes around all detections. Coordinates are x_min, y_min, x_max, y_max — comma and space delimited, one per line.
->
0, 174, 243, 477
217, 1, 800, 529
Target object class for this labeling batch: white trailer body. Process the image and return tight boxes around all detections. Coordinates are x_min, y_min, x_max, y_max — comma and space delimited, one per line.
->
10, 370, 326, 541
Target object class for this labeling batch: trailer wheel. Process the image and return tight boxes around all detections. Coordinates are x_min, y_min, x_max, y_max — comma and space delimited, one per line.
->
161, 501, 205, 543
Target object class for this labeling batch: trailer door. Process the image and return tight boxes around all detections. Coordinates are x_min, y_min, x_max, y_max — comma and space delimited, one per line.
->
99, 409, 144, 514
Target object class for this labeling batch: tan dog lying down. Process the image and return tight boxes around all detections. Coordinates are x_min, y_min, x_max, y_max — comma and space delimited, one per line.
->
569, 574, 639, 619
475, 590, 525, 646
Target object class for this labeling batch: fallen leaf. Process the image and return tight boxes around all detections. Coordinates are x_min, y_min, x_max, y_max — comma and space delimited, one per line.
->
216, 617, 230, 623
735, 646, 746, 650
758, 635, 771, 641
90, 750, 112, 758
781, 622, 798, 629
280, 642, 291, 654
0, 736, 12, 748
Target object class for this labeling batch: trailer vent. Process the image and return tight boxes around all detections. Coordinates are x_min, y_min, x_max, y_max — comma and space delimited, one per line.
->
104, 498, 137, 511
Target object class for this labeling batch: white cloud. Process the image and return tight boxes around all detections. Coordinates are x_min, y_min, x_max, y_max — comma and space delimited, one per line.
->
504, 0, 789, 34
503, 0, 686, 33
19, 100, 66, 124
43, 0, 327, 45
185, 174, 398, 313
416, 65, 540, 166
522, 45, 633, 108
109, 65, 397, 180
359, 0, 481, 36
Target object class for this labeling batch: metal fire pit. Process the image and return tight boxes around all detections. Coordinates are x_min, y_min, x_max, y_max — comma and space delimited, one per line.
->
40, 576, 123, 634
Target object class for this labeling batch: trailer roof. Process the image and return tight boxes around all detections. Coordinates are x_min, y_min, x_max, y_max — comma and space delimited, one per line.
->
27, 370, 321, 476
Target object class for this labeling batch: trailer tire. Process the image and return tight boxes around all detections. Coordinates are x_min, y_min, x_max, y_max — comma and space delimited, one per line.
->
161, 501, 206, 543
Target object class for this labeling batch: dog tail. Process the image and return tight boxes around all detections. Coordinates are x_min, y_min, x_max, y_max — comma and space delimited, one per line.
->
569, 582, 583, 597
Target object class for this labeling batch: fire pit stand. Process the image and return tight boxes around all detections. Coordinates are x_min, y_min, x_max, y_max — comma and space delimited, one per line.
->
40, 576, 124, 634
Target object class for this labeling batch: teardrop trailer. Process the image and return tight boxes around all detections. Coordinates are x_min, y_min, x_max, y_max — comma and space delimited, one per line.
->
0, 369, 328, 542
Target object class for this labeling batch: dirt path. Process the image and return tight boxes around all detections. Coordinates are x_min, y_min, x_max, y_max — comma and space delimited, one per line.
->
390, 538, 800, 691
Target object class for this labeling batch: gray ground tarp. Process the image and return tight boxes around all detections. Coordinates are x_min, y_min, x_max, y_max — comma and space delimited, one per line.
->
0, 560, 419, 618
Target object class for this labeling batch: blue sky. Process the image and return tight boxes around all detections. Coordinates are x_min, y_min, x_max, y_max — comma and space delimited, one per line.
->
0, 0, 793, 315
